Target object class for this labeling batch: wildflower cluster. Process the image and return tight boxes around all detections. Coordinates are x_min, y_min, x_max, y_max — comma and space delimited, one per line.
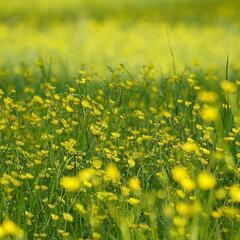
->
0, 65, 239, 239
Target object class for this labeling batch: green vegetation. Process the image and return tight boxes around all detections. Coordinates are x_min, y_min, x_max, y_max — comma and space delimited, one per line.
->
0, 1, 240, 239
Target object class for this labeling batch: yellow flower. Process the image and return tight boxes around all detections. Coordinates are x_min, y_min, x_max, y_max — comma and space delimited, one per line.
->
221, 206, 239, 217
176, 189, 185, 198
176, 202, 191, 216
220, 80, 237, 93
111, 132, 120, 139
32, 95, 44, 104
75, 203, 86, 214
182, 141, 198, 153
65, 105, 73, 113
0, 219, 23, 238
104, 164, 121, 183
128, 159, 135, 167
92, 232, 101, 239
78, 168, 96, 183
176, 202, 201, 217
61, 138, 77, 153
180, 178, 196, 192
121, 186, 130, 196
198, 90, 218, 102
25, 173, 34, 179
214, 188, 227, 200
92, 159, 102, 169
51, 214, 59, 221
127, 197, 140, 206
60, 176, 81, 192
172, 167, 188, 183
197, 172, 216, 190
128, 177, 141, 191
200, 106, 218, 122
229, 185, 240, 202
58, 229, 70, 238
173, 216, 187, 227
81, 99, 92, 109
63, 213, 73, 222
211, 210, 223, 219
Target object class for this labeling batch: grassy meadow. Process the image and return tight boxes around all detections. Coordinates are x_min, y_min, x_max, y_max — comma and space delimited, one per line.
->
0, 0, 240, 239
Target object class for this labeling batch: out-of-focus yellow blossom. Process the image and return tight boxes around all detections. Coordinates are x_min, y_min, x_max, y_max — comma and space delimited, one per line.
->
51, 214, 59, 221
82, 99, 92, 109
221, 206, 239, 218
32, 95, 44, 105
127, 197, 140, 206
214, 188, 227, 200
92, 159, 102, 169
78, 168, 96, 183
121, 186, 130, 196
92, 232, 101, 239
65, 105, 74, 113
58, 229, 70, 238
128, 177, 141, 191
173, 216, 187, 227
172, 167, 188, 183
220, 80, 237, 93
176, 189, 185, 198
60, 176, 81, 192
172, 167, 196, 192
0, 219, 23, 239
104, 164, 121, 183
180, 178, 196, 192
75, 203, 86, 214
128, 158, 135, 167
198, 90, 218, 102
211, 210, 223, 218
111, 132, 120, 139
197, 172, 217, 190
200, 105, 218, 122
63, 213, 73, 222
182, 140, 198, 153
176, 202, 201, 217
229, 185, 240, 202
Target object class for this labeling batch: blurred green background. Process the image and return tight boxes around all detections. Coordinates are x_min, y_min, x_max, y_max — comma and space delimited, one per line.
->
0, 0, 239, 75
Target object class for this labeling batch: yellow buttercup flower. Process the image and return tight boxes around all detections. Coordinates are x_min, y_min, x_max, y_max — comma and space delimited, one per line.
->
60, 176, 81, 192
78, 168, 96, 183
197, 172, 216, 190
75, 203, 86, 214
180, 178, 196, 192
172, 167, 188, 183
63, 213, 73, 222
0, 219, 24, 239
198, 90, 218, 102
127, 197, 140, 206
104, 164, 121, 183
229, 185, 240, 202
182, 140, 198, 153
128, 177, 141, 191
82, 99, 92, 109
51, 214, 59, 221
220, 80, 237, 93
200, 106, 218, 122
65, 105, 74, 113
